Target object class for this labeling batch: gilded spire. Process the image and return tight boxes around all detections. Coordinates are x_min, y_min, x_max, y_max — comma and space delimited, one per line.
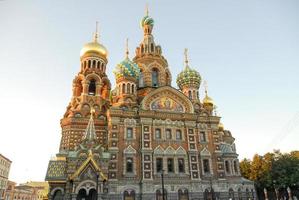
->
93, 21, 99, 43
125, 38, 129, 59
145, 3, 149, 16
203, 80, 208, 96
83, 107, 97, 141
184, 48, 189, 68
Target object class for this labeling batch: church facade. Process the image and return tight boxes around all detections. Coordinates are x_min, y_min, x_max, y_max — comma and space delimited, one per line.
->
45, 11, 256, 200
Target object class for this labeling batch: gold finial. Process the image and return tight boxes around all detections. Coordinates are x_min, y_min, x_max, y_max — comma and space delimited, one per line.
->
203, 80, 208, 96
125, 38, 129, 58
90, 107, 95, 118
184, 48, 189, 67
145, 3, 149, 16
93, 21, 99, 42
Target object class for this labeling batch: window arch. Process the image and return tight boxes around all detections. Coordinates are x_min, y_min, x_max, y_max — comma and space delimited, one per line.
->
178, 189, 189, 200
124, 190, 135, 200
229, 188, 235, 199
225, 160, 230, 174
127, 83, 131, 94
131, 84, 135, 94
152, 68, 159, 87
151, 43, 154, 52
92, 60, 96, 68
88, 79, 96, 95
233, 160, 238, 174
122, 83, 126, 94
88, 60, 91, 68
53, 190, 63, 200
97, 61, 100, 69
126, 157, 133, 173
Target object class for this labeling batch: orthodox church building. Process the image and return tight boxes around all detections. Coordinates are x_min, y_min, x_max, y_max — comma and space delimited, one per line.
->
45, 10, 255, 200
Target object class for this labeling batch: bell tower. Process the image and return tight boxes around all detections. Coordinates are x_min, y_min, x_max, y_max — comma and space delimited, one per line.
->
134, 7, 172, 99
60, 23, 111, 151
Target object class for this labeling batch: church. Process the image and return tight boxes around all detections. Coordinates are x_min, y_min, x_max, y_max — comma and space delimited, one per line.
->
45, 9, 256, 200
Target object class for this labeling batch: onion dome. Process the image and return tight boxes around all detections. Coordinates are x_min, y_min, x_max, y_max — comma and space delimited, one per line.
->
114, 58, 140, 80
140, 15, 154, 28
203, 94, 214, 107
140, 5, 154, 28
80, 22, 108, 58
176, 49, 201, 90
218, 122, 224, 131
113, 39, 140, 80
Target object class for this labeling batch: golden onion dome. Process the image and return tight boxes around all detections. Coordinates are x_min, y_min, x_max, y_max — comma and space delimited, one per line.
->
218, 122, 224, 131
203, 94, 214, 106
80, 23, 108, 58
80, 41, 108, 58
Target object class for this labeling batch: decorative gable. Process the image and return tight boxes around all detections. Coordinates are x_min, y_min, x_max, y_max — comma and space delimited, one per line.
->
200, 147, 211, 157
123, 145, 137, 154
154, 146, 164, 155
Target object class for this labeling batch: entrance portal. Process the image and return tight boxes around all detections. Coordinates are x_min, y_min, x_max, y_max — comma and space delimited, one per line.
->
77, 188, 97, 200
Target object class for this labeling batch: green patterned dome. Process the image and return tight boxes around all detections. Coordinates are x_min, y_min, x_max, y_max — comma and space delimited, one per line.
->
176, 65, 201, 90
140, 15, 154, 28
114, 58, 140, 80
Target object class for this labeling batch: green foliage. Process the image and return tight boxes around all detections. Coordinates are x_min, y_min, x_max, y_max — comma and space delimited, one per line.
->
239, 150, 299, 190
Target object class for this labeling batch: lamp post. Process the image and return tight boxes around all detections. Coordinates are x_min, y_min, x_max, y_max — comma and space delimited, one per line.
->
96, 174, 99, 200
161, 169, 165, 200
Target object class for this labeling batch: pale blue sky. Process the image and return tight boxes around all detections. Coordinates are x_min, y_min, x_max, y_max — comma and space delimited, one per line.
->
0, 0, 298, 183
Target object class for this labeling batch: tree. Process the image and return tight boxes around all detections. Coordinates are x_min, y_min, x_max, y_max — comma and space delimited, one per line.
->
240, 158, 251, 179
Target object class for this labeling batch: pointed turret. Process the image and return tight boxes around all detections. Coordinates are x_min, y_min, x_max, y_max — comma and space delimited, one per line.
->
134, 5, 172, 91
177, 49, 201, 101
83, 108, 97, 141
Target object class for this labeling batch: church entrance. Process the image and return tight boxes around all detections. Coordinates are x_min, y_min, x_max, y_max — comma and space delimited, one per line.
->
77, 188, 97, 200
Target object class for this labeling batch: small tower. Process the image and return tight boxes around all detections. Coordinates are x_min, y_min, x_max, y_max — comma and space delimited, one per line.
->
202, 81, 215, 114
80, 22, 108, 74
177, 49, 201, 101
134, 6, 172, 92
112, 39, 140, 109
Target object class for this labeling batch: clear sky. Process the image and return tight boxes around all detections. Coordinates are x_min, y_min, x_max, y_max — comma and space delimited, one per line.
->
0, 0, 298, 184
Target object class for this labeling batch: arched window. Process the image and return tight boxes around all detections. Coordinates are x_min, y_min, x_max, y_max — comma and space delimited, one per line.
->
88, 60, 91, 68
131, 84, 135, 94
53, 190, 63, 200
176, 130, 182, 140
122, 83, 126, 94
139, 71, 144, 87
178, 158, 185, 173
178, 189, 189, 200
127, 83, 131, 94
188, 91, 192, 99
123, 190, 135, 200
225, 160, 230, 174
126, 157, 133, 173
193, 90, 196, 99
152, 68, 159, 87
97, 61, 100, 69
229, 188, 235, 199
88, 79, 96, 95
118, 85, 121, 95
151, 43, 154, 52
92, 60, 96, 68
245, 188, 250, 199
197, 91, 199, 99
84, 61, 87, 69
234, 160, 238, 174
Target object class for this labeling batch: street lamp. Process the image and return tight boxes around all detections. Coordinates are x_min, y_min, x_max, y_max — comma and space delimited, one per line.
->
161, 169, 165, 200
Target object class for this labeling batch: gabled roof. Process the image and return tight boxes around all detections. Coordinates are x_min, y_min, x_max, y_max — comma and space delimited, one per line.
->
70, 151, 107, 180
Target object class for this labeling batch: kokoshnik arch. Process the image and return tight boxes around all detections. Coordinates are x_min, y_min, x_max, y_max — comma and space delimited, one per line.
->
45, 9, 256, 200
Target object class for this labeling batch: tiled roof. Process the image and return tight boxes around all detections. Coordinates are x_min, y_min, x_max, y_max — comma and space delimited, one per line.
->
45, 160, 66, 181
